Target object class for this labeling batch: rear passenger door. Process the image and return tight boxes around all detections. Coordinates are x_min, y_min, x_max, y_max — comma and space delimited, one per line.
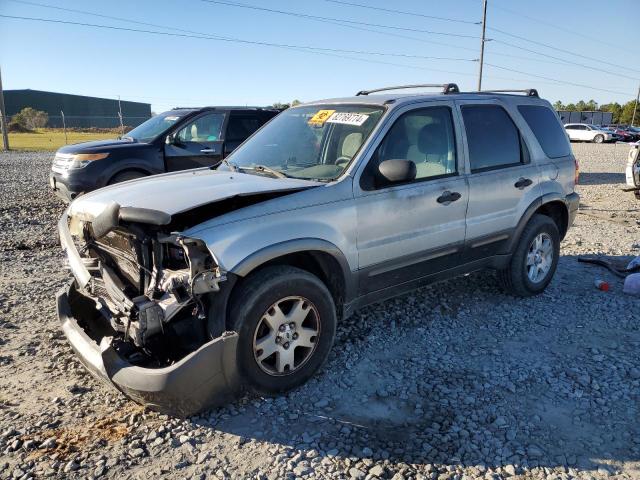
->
456, 100, 540, 260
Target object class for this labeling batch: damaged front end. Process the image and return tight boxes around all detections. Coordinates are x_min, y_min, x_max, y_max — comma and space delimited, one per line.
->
57, 202, 240, 416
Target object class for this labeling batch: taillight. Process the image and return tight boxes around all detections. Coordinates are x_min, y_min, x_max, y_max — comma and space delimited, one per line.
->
574, 158, 580, 185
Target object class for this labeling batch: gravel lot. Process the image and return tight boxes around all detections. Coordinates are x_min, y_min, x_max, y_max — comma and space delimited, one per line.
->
1, 143, 639, 480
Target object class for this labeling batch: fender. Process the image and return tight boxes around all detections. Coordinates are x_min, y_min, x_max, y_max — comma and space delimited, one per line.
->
231, 238, 357, 304
98, 159, 162, 187
504, 192, 571, 253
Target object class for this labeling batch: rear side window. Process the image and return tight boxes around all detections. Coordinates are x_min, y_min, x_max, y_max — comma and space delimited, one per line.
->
518, 105, 571, 158
226, 116, 262, 142
461, 105, 522, 172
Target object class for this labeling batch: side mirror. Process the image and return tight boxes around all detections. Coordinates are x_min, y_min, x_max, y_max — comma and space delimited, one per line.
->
378, 159, 416, 185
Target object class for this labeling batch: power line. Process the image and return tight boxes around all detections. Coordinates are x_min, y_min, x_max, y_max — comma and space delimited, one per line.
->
490, 38, 639, 82
0, 14, 477, 62
322, 0, 481, 25
487, 26, 640, 75
13, 0, 569, 68
199, 0, 479, 39
488, 2, 621, 50
484, 63, 631, 97
1, 12, 632, 99
321, 0, 640, 80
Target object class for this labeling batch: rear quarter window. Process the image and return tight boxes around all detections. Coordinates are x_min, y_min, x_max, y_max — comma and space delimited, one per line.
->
518, 105, 572, 158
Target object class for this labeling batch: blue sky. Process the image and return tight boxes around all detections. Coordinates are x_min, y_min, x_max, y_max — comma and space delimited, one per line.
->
1, 0, 638, 113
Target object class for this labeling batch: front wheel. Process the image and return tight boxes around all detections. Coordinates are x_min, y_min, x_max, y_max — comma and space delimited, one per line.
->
108, 170, 147, 185
229, 266, 336, 394
499, 214, 560, 297
593, 134, 604, 144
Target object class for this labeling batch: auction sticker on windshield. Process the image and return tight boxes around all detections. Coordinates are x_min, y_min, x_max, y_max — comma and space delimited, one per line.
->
308, 110, 336, 126
326, 112, 370, 126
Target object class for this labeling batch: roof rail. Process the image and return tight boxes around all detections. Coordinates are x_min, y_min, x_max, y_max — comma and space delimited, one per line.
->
480, 89, 539, 97
356, 83, 460, 96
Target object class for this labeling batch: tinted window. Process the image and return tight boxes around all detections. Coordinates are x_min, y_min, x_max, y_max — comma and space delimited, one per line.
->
461, 105, 522, 172
226, 116, 262, 142
365, 107, 456, 188
518, 105, 572, 158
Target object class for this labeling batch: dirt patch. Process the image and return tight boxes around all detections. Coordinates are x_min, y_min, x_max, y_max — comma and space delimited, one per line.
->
23, 405, 145, 461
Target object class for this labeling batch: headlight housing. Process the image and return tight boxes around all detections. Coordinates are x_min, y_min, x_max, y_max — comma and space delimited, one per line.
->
68, 153, 109, 169
53, 152, 109, 172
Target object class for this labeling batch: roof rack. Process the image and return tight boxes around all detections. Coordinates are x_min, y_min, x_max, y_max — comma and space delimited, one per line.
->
356, 83, 460, 96
480, 89, 539, 97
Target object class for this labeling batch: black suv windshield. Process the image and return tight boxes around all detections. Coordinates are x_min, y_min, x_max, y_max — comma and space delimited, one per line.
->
126, 111, 188, 142
221, 104, 385, 181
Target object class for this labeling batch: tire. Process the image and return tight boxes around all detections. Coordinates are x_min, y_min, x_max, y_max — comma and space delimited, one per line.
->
108, 170, 147, 185
229, 265, 337, 394
499, 214, 560, 297
593, 134, 604, 144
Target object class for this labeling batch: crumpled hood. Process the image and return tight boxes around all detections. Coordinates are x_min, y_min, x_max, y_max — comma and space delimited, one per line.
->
68, 168, 316, 220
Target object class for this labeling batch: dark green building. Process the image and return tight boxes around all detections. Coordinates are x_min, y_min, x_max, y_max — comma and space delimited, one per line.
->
4, 89, 151, 128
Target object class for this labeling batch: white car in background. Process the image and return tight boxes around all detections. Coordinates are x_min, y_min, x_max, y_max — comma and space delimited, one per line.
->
564, 123, 613, 143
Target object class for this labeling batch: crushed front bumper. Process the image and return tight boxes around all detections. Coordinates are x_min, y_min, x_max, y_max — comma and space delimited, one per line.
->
57, 282, 240, 417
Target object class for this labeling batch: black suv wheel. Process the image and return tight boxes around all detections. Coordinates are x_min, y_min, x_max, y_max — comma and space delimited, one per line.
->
229, 266, 336, 394
499, 214, 560, 296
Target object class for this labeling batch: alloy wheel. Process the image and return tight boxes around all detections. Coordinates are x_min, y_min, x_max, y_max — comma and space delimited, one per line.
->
526, 233, 554, 283
252, 296, 320, 376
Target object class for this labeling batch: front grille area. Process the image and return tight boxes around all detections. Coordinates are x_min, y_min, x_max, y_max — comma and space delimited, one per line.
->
90, 229, 145, 293
51, 153, 75, 174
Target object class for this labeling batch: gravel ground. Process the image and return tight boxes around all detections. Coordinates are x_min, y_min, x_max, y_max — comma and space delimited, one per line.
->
0, 143, 639, 480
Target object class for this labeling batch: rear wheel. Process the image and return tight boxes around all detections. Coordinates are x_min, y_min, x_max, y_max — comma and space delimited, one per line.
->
229, 266, 336, 394
593, 134, 604, 144
108, 170, 147, 185
499, 214, 560, 297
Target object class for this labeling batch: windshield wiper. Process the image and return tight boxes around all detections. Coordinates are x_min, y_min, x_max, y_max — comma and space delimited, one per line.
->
218, 158, 238, 172
241, 165, 289, 179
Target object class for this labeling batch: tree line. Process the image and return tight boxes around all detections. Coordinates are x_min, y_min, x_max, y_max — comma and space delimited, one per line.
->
552, 99, 637, 124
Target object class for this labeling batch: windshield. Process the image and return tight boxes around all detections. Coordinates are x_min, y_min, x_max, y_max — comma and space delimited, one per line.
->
126, 111, 187, 142
221, 104, 385, 181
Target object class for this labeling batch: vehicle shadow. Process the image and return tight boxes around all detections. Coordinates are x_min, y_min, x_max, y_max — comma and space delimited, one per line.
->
186, 254, 640, 476
578, 172, 626, 185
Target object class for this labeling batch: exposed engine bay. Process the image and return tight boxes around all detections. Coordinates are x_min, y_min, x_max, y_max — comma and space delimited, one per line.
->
69, 201, 228, 367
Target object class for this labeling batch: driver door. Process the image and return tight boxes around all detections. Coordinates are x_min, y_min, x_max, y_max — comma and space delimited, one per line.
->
354, 102, 469, 295
164, 112, 226, 171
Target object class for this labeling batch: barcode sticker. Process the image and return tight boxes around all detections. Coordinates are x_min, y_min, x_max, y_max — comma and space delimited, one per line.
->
326, 112, 369, 126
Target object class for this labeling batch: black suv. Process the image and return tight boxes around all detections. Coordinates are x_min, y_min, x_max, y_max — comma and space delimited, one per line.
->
49, 106, 280, 201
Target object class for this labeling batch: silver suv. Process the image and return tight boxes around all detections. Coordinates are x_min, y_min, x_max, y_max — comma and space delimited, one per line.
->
57, 84, 579, 416
626, 144, 640, 199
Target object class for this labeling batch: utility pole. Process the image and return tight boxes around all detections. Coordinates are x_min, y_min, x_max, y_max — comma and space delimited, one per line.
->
118, 95, 124, 136
0, 66, 9, 151
477, 0, 488, 91
632, 83, 640, 127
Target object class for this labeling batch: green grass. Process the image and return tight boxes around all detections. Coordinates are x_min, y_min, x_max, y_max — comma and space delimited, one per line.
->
7, 129, 117, 151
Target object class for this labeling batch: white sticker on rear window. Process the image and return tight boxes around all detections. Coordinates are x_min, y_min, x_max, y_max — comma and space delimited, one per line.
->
326, 112, 369, 126
164, 116, 180, 121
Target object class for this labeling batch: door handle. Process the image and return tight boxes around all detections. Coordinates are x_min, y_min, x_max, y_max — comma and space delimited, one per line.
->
514, 177, 533, 189
437, 191, 461, 204
200, 148, 216, 153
